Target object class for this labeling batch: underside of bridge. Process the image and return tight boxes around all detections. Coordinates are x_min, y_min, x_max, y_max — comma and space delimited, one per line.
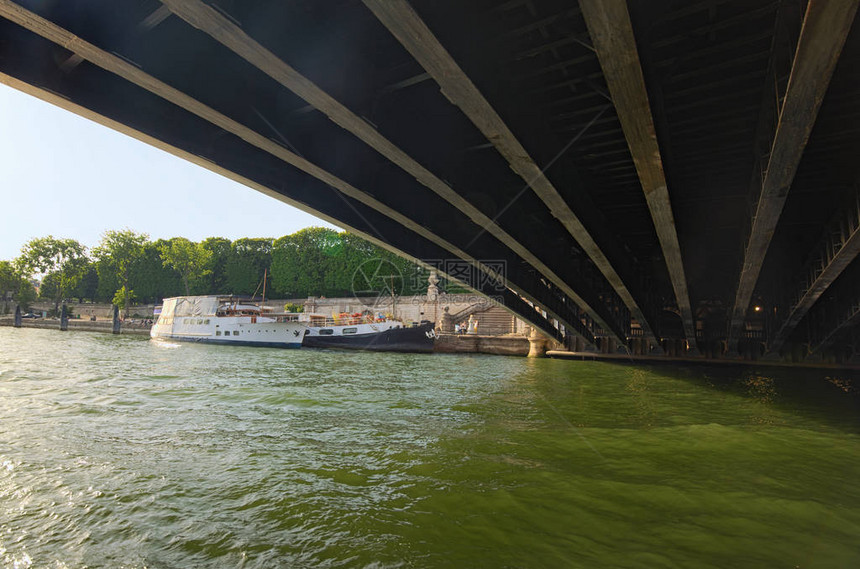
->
1, 0, 859, 363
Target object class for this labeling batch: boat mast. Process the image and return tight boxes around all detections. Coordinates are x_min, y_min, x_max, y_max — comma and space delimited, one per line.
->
390, 274, 396, 320
262, 268, 267, 310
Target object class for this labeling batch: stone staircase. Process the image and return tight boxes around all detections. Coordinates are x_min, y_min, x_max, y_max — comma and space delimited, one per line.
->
453, 304, 518, 335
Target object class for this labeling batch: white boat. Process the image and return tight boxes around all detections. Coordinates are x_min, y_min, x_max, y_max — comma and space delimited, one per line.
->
299, 312, 435, 352
151, 295, 305, 349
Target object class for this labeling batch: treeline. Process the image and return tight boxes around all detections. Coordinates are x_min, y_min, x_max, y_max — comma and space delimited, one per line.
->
1, 227, 439, 313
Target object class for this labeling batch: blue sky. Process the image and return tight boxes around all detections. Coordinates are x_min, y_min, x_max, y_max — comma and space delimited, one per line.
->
0, 83, 336, 262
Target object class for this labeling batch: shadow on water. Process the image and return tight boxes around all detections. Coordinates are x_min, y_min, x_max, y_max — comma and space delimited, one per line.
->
590, 360, 860, 434
401, 358, 860, 568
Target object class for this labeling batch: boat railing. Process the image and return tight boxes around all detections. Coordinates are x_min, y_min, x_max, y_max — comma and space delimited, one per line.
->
306, 316, 388, 328
268, 313, 303, 323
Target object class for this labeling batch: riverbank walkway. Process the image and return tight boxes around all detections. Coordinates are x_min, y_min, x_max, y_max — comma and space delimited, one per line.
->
0, 318, 151, 336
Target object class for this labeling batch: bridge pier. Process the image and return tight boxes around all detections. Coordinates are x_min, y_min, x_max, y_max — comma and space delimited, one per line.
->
527, 327, 548, 358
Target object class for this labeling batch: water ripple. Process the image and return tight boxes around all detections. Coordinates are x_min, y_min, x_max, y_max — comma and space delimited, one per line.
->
1, 328, 859, 567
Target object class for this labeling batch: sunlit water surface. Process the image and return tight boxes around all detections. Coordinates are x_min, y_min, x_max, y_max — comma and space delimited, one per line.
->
1, 327, 859, 568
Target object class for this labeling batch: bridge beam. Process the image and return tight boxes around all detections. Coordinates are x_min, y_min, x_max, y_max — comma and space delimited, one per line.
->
361, 0, 660, 348
0, 70, 572, 346
0, 0, 594, 347
726, 0, 859, 351
769, 188, 860, 354
156, 0, 628, 345
808, 281, 860, 356
577, 0, 699, 354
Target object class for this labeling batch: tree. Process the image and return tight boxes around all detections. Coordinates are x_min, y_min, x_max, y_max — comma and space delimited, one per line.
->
271, 228, 349, 297
269, 227, 430, 298
0, 260, 33, 313
38, 272, 61, 307
93, 229, 149, 316
74, 263, 100, 302
112, 286, 136, 315
201, 237, 231, 294
17, 279, 37, 312
225, 238, 272, 295
95, 258, 120, 303
159, 237, 212, 296
132, 241, 183, 303
15, 236, 88, 312
0, 260, 19, 299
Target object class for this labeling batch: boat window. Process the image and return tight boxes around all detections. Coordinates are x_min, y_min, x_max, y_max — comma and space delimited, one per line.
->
215, 331, 221, 336
233, 331, 239, 336
343, 328, 357, 335
319, 329, 334, 335
204, 319, 210, 325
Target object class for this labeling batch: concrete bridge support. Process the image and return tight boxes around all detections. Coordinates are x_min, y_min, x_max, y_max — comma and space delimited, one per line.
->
527, 327, 549, 358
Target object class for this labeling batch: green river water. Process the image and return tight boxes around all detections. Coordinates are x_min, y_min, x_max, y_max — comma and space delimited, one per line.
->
1, 327, 858, 568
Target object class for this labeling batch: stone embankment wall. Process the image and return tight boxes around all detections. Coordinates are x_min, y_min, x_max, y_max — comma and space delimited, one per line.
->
0, 317, 151, 335
434, 333, 530, 356
22, 302, 159, 320
15, 295, 531, 333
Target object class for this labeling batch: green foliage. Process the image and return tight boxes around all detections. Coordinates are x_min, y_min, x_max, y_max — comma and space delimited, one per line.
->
5, 226, 435, 307
271, 229, 331, 298
93, 229, 149, 285
112, 286, 136, 313
269, 228, 432, 298
38, 272, 60, 302
0, 260, 36, 310
15, 236, 88, 310
159, 237, 213, 296
201, 237, 231, 293
131, 242, 184, 303
17, 280, 37, 312
0, 260, 19, 298
93, 229, 149, 315
74, 263, 99, 302
283, 302, 304, 313
95, 258, 120, 303
225, 238, 272, 295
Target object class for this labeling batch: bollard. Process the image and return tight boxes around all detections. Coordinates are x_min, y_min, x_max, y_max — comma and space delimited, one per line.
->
112, 305, 121, 334
13, 305, 22, 328
60, 304, 68, 331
